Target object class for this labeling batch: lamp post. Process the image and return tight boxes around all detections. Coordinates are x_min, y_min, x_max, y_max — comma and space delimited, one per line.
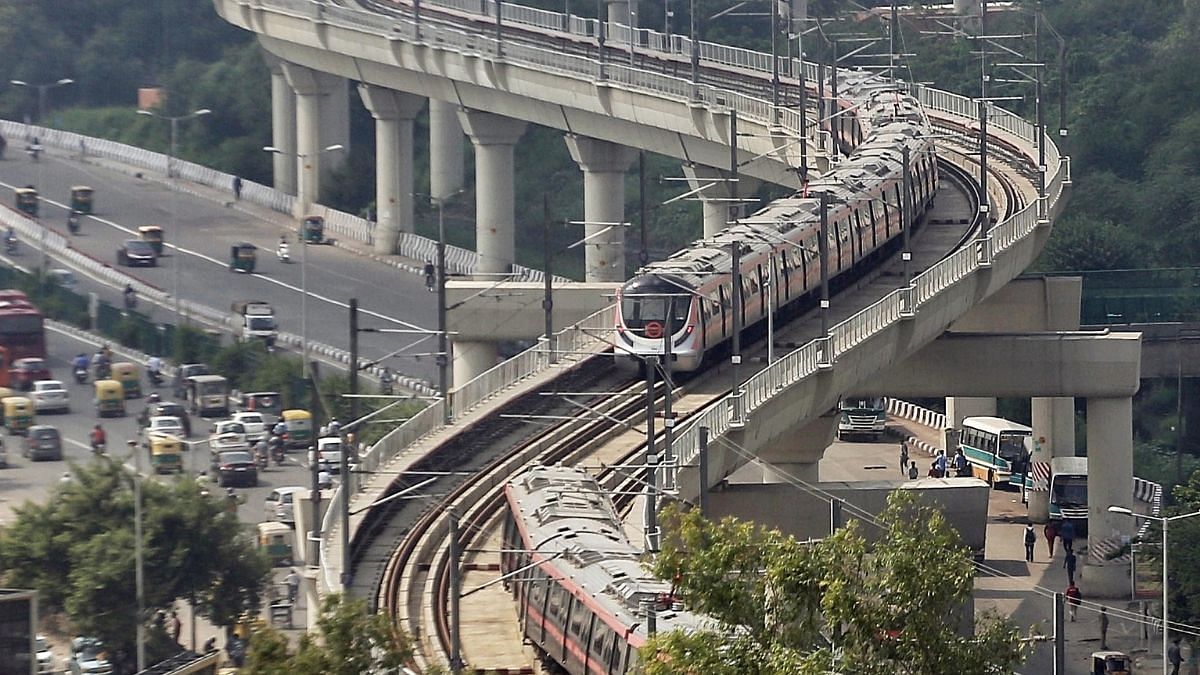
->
138, 108, 212, 323
1108, 505, 1200, 674
432, 195, 453, 424
9, 78, 74, 125
127, 439, 147, 673
263, 144, 344, 381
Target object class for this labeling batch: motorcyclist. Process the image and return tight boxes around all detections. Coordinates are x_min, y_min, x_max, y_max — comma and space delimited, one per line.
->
146, 392, 161, 405
254, 438, 269, 468
4, 226, 16, 251
67, 210, 81, 234
91, 350, 110, 380
89, 424, 107, 453
147, 355, 163, 384
276, 235, 290, 261
73, 353, 89, 372
327, 417, 341, 438
267, 434, 285, 464
272, 420, 287, 438
380, 368, 395, 396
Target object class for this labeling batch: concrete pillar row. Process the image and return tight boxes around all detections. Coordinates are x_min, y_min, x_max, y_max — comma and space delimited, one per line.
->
358, 85, 425, 255
452, 339, 499, 389
682, 164, 761, 237
429, 99, 465, 201
268, 61, 297, 195
1028, 396, 1076, 522
281, 64, 347, 217
1084, 396, 1134, 598
565, 135, 637, 282
457, 110, 527, 277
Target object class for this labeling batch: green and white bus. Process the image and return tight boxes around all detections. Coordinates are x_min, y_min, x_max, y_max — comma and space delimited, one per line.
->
958, 416, 1033, 488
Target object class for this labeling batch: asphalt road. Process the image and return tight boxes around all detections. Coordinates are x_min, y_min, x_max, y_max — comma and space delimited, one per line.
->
0, 149, 439, 382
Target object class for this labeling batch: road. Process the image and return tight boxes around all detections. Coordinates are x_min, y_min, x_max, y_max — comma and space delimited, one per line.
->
0, 149, 439, 382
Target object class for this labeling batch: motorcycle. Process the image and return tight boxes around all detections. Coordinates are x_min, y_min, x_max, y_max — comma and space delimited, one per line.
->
67, 211, 80, 235
148, 369, 163, 387
276, 242, 290, 263
73, 366, 88, 385
269, 438, 285, 465
256, 447, 269, 470
4, 236, 17, 255
26, 144, 41, 162
90, 440, 105, 455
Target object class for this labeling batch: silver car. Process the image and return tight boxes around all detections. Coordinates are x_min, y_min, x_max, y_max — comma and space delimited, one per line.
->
31, 379, 70, 413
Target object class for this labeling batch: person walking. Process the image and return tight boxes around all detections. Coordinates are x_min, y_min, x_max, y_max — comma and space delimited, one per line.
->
954, 448, 971, 477
168, 611, 182, 642
285, 568, 301, 604
232, 175, 243, 201
1044, 521, 1059, 557
899, 439, 910, 474
1099, 607, 1109, 650
1064, 549, 1078, 586
1065, 583, 1081, 622
1023, 523, 1037, 562
934, 450, 948, 478
1169, 636, 1183, 675
1060, 519, 1076, 554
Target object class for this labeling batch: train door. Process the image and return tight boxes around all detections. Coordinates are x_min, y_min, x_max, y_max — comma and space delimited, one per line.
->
718, 286, 728, 338
756, 264, 766, 316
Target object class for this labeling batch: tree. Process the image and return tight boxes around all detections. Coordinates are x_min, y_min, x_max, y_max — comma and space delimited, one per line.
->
244, 594, 412, 675
0, 460, 270, 670
642, 491, 1028, 674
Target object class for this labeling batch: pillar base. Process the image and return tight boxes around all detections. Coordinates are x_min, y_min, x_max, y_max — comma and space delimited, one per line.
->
1081, 561, 1131, 599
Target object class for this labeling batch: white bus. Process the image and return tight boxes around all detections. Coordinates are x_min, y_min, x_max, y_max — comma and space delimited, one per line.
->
958, 416, 1033, 488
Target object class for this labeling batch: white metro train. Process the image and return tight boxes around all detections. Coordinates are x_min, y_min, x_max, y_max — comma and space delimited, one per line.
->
615, 76, 939, 371
502, 465, 710, 674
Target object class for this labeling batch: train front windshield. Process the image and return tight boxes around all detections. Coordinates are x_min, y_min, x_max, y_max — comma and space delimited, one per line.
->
620, 280, 690, 332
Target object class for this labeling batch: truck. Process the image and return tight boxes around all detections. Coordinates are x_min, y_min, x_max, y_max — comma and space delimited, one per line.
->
232, 301, 278, 345
837, 395, 888, 441
1049, 456, 1088, 534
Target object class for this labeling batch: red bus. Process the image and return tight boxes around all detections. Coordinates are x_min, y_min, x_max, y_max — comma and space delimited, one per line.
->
0, 292, 46, 360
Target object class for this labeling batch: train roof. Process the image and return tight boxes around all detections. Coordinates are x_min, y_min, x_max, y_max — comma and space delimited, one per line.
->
506, 465, 714, 642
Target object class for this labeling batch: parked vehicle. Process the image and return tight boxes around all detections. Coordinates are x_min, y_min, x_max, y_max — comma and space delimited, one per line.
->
22, 424, 61, 460
30, 379, 69, 413
93, 380, 125, 417
117, 239, 157, 267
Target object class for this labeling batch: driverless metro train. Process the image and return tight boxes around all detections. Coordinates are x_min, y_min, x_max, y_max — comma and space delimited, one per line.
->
615, 76, 939, 371
502, 465, 711, 675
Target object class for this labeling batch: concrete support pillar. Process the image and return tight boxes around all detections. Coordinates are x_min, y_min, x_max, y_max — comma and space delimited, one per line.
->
1028, 397, 1075, 522
565, 135, 637, 282
1084, 396, 1134, 598
282, 65, 345, 216
742, 415, 835, 484
452, 339, 498, 388
682, 164, 760, 237
302, 569, 320, 629
945, 397, 997, 430
358, 85, 425, 255
429, 99, 465, 201
458, 110, 527, 276
269, 62, 297, 195
317, 75, 350, 179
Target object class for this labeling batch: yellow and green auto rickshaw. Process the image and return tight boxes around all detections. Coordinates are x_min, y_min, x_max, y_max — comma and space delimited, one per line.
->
1090, 651, 1131, 675
4, 396, 34, 434
70, 186, 95, 214
230, 242, 257, 273
281, 409, 312, 449
299, 215, 324, 244
94, 379, 126, 417
148, 434, 183, 474
0, 387, 15, 403
257, 521, 294, 566
110, 362, 141, 399
14, 187, 38, 218
138, 225, 165, 255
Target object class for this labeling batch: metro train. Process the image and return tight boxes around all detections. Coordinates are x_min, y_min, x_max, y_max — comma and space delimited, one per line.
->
615, 74, 939, 371
502, 465, 710, 675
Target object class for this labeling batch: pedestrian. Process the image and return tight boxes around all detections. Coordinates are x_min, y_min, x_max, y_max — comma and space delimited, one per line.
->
899, 439, 910, 474
1169, 637, 1183, 675
203, 637, 217, 653
1023, 523, 1037, 562
1065, 583, 1081, 622
168, 611, 182, 641
232, 175, 243, 201
424, 260, 436, 292
285, 568, 300, 604
927, 462, 939, 478
1060, 519, 1076, 554
1099, 607, 1109, 650
1044, 521, 1059, 557
934, 450, 947, 477
907, 461, 919, 480
954, 448, 971, 477
1064, 549, 1078, 586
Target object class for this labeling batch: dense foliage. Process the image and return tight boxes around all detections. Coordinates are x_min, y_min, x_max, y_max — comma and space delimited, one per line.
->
0, 461, 270, 671
643, 492, 1028, 674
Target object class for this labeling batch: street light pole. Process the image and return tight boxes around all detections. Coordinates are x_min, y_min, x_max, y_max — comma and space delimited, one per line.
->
436, 198, 451, 424
9, 78, 74, 125
130, 440, 146, 673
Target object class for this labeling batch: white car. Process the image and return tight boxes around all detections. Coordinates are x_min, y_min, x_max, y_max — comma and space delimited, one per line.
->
209, 420, 248, 452
265, 486, 307, 523
310, 436, 347, 473
31, 379, 70, 413
232, 411, 267, 444
144, 415, 186, 442
36, 634, 54, 674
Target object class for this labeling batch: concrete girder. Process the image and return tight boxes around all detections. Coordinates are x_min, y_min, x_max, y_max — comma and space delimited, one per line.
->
358, 85, 425, 254
245, 29, 818, 189
445, 281, 620, 342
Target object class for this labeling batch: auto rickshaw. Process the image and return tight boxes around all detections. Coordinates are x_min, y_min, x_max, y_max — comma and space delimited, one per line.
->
281, 409, 312, 449
0, 387, 15, 402
14, 187, 38, 218
70, 186, 95, 214
94, 380, 126, 417
110, 362, 141, 399
299, 215, 324, 244
230, 242, 257, 273
257, 521, 294, 566
138, 225, 165, 255
3, 396, 34, 434
148, 434, 183, 474
1091, 651, 1131, 675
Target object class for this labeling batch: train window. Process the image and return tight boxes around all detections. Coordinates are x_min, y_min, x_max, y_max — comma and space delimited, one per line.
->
569, 598, 585, 636
548, 584, 564, 621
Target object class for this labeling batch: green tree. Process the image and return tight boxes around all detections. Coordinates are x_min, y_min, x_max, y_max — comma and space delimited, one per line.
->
643, 492, 1028, 674
0, 461, 270, 669
244, 594, 412, 675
